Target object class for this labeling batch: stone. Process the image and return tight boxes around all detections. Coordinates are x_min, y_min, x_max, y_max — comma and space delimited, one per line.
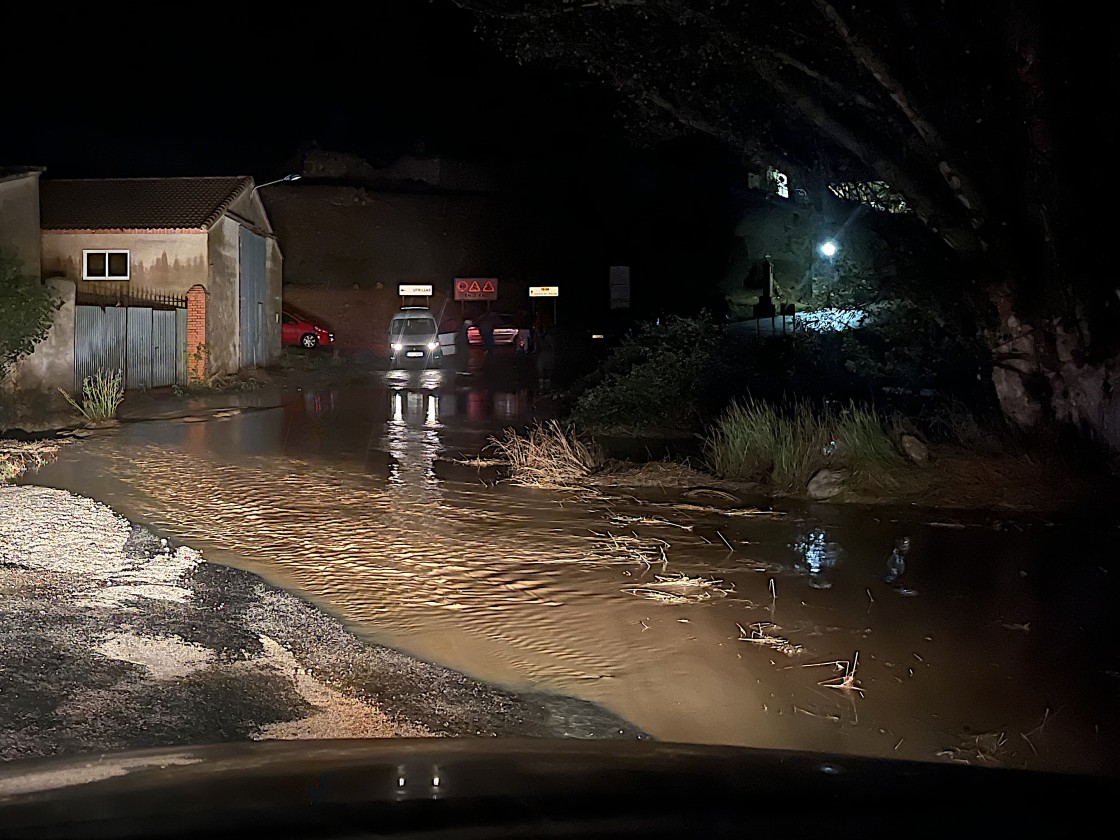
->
900, 434, 930, 464
807, 468, 849, 500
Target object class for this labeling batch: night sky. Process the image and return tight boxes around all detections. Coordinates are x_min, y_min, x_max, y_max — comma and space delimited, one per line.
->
2, 3, 620, 179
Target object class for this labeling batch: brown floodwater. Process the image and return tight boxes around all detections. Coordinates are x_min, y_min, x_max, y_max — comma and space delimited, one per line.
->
24, 370, 1120, 774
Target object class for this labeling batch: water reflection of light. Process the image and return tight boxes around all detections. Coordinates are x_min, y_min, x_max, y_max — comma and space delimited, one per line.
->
793, 528, 842, 590
468, 390, 489, 421
386, 388, 442, 492
438, 393, 457, 417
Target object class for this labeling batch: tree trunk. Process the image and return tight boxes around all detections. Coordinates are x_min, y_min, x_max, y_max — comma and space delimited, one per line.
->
988, 282, 1120, 451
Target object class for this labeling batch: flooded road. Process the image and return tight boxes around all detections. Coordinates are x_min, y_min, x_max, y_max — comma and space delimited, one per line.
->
25, 369, 1120, 773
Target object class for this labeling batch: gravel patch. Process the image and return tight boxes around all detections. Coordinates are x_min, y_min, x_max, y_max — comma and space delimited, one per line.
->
0, 485, 643, 760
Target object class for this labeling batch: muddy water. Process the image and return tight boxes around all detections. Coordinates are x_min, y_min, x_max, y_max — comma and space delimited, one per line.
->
26, 373, 1120, 773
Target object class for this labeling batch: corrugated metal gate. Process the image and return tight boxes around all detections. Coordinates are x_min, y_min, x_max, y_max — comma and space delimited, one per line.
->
239, 228, 268, 368
74, 304, 188, 391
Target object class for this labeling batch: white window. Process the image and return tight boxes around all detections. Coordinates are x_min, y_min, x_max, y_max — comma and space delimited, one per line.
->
83, 250, 130, 280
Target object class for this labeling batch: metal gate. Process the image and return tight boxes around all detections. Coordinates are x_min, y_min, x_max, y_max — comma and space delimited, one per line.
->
74, 304, 188, 391
239, 227, 268, 368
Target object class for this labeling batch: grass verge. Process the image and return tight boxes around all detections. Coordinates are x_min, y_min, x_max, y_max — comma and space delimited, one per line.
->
704, 399, 899, 489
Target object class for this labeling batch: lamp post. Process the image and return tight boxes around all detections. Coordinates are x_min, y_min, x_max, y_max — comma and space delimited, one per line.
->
252, 174, 301, 191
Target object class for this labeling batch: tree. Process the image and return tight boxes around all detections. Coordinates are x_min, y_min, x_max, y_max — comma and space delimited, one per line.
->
0, 251, 60, 382
452, 0, 1119, 448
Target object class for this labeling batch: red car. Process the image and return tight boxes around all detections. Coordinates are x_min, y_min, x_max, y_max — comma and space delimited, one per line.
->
467, 314, 519, 346
281, 311, 334, 349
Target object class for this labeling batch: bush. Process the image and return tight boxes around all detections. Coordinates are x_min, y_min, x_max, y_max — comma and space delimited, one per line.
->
571, 313, 722, 433
704, 398, 899, 489
0, 250, 61, 381
491, 421, 603, 488
59, 370, 124, 422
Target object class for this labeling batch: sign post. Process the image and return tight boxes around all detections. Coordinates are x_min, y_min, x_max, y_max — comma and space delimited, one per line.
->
399, 284, 433, 309
529, 285, 559, 328
453, 278, 498, 302
609, 266, 630, 310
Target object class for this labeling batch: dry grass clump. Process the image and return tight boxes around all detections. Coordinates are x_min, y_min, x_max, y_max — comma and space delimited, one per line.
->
0, 440, 61, 483
624, 573, 733, 603
736, 622, 803, 656
491, 421, 603, 488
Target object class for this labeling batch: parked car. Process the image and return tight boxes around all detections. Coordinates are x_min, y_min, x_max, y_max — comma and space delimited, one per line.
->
281, 311, 334, 349
467, 313, 518, 346
389, 307, 442, 367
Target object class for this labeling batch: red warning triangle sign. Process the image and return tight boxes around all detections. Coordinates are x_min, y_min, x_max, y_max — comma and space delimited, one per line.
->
481, 280, 496, 293
468, 280, 482, 292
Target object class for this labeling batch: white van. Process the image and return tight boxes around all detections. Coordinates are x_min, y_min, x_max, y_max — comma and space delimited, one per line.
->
389, 308, 442, 368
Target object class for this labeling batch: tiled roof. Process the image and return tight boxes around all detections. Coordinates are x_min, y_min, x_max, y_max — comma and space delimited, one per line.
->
40, 176, 252, 231
0, 166, 45, 183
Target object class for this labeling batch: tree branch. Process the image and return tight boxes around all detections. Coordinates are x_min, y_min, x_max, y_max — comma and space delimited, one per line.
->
753, 60, 980, 254
810, 0, 989, 227
448, 0, 645, 20
755, 46, 879, 111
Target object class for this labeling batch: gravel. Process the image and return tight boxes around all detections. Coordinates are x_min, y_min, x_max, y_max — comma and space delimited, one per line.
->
0, 486, 643, 760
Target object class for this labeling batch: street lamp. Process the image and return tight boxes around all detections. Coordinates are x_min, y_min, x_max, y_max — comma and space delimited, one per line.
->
252, 174, 301, 191
818, 240, 838, 258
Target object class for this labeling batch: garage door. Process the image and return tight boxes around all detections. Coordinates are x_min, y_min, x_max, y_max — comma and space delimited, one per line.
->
239, 227, 268, 368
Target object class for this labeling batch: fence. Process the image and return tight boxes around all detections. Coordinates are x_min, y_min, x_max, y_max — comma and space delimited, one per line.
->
75, 286, 187, 310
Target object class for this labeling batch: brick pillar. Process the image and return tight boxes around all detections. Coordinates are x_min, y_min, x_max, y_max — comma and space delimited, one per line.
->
186, 284, 208, 381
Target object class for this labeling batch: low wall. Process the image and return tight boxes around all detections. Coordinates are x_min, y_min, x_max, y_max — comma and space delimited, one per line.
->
4, 278, 75, 392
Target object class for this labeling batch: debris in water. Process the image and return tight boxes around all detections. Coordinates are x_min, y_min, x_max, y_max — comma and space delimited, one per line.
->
607, 513, 694, 531
623, 574, 733, 603
818, 652, 864, 695
736, 622, 802, 657
682, 488, 740, 503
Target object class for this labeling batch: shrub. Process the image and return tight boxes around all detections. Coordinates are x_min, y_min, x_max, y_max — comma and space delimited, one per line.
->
704, 399, 898, 489
0, 250, 61, 381
491, 420, 602, 487
59, 370, 124, 422
571, 313, 722, 433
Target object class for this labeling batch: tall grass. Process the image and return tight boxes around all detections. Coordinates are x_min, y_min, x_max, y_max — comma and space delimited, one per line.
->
491, 421, 603, 488
59, 369, 124, 422
704, 399, 898, 489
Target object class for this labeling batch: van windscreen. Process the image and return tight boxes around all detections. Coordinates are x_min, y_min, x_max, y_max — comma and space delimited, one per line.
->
391, 318, 436, 337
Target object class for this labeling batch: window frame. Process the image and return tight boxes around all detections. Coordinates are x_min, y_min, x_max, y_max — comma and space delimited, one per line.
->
82, 249, 131, 281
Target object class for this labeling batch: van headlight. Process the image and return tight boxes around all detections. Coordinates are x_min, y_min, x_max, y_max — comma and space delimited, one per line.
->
392, 342, 403, 352
427, 341, 439, 351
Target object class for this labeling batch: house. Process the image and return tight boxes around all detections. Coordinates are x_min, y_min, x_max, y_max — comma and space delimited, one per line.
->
0, 167, 44, 273
39, 176, 283, 377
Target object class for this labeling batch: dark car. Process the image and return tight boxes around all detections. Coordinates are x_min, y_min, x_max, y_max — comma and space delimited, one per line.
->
282, 311, 334, 349
467, 313, 518, 346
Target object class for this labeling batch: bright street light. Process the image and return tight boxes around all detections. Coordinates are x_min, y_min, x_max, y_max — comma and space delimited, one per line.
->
818, 240, 838, 258
252, 174, 301, 191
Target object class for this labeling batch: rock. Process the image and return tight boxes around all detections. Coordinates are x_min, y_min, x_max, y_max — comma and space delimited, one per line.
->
807, 468, 849, 500
900, 434, 930, 464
